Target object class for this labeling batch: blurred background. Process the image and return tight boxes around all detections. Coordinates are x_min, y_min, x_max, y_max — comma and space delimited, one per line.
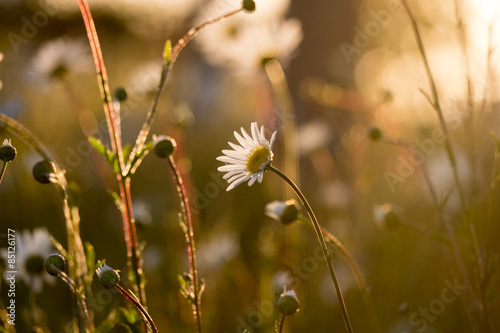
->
0, 0, 499, 332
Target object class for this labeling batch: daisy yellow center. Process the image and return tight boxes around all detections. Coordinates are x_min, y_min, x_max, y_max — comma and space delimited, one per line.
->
246, 146, 271, 174
25, 255, 45, 275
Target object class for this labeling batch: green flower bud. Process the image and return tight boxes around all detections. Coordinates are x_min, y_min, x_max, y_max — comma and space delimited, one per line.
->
44, 253, 67, 276
277, 290, 300, 316
242, 0, 256, 12
32, 160, 57, 184
154, 135, 177, 158
96, 263, 120, 289
265, 200, 300, 225
114, 87, 128, 102
369, 127, 383, 141
0, 139, 16, 162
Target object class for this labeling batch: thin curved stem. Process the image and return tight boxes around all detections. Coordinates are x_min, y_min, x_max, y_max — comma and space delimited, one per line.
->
0, 112, 94, 331
279, 314, 286, 333
115, 284, 159, 333
128, 7, 244, 169
269, 165, 353, 333
297, 217, 380, 333
0, 161, 8, 184
76, 0, 144, 307
168, 155, 202, 333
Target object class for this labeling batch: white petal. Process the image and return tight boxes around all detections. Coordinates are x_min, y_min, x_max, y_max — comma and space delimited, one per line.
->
217, 155, 246, 164
234, 131, 254, 151
227, 172, 250, 183
222, 149, 247, 159
222, 170, 245, 180
227, 174, 252, 191
248, 175, 258, 186
241, 127, 255, 146
251, 122, 262, 144
269, 131, 277, 150
229, 142, 248, 154
218, 165, 247, 172
257, 171, 265, 183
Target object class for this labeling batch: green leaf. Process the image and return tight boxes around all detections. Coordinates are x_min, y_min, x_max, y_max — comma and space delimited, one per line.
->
89, 137, 120, 174
85, 242, 96, 278
112, 155, 120, 175
89, 137, 107, 157
122, 144, 131, 162
164, 39, 172, 65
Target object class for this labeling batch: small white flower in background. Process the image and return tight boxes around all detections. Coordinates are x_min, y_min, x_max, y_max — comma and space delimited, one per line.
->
217, 122, 276, 191
1, 228, 55, 293
208, 0, 291, 22
197, 232, 239, 272
226, 19, 303, 78
128, 61, 163, 101
195, 0, 303, 78
265, 199, 299, 225
26, 37, 92, 87
298, 120, 332, 155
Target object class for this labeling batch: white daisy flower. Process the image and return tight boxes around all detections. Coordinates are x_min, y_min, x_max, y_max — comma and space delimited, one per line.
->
217, 122, 276, 191
26, 37, 92, 87
194, 0, 303, 78
226, 18, 304, 78
1, 228, 55, 293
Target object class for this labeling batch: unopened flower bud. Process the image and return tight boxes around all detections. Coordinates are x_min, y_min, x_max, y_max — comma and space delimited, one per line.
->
277, 289, 300, 316
373, 203, 402, 230
369, 127, 383, 141
154, 135, 176, 158
32, 160, 57, 184
114, 87, 128, 102
44, 253, 66, 276
96, 263, 120, 289
242, 0, 256, 12
265, 200, 299, 225
0, 139, 16, 162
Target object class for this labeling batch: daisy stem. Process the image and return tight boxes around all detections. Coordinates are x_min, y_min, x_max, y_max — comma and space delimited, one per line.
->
0, 161, 8, 185
279, 314, 286, 333
167, 155, 203, 333
76, 0, 145, 309
269, 165, 353, 333
297, 216, 381, 333
115, 284, 159, 333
